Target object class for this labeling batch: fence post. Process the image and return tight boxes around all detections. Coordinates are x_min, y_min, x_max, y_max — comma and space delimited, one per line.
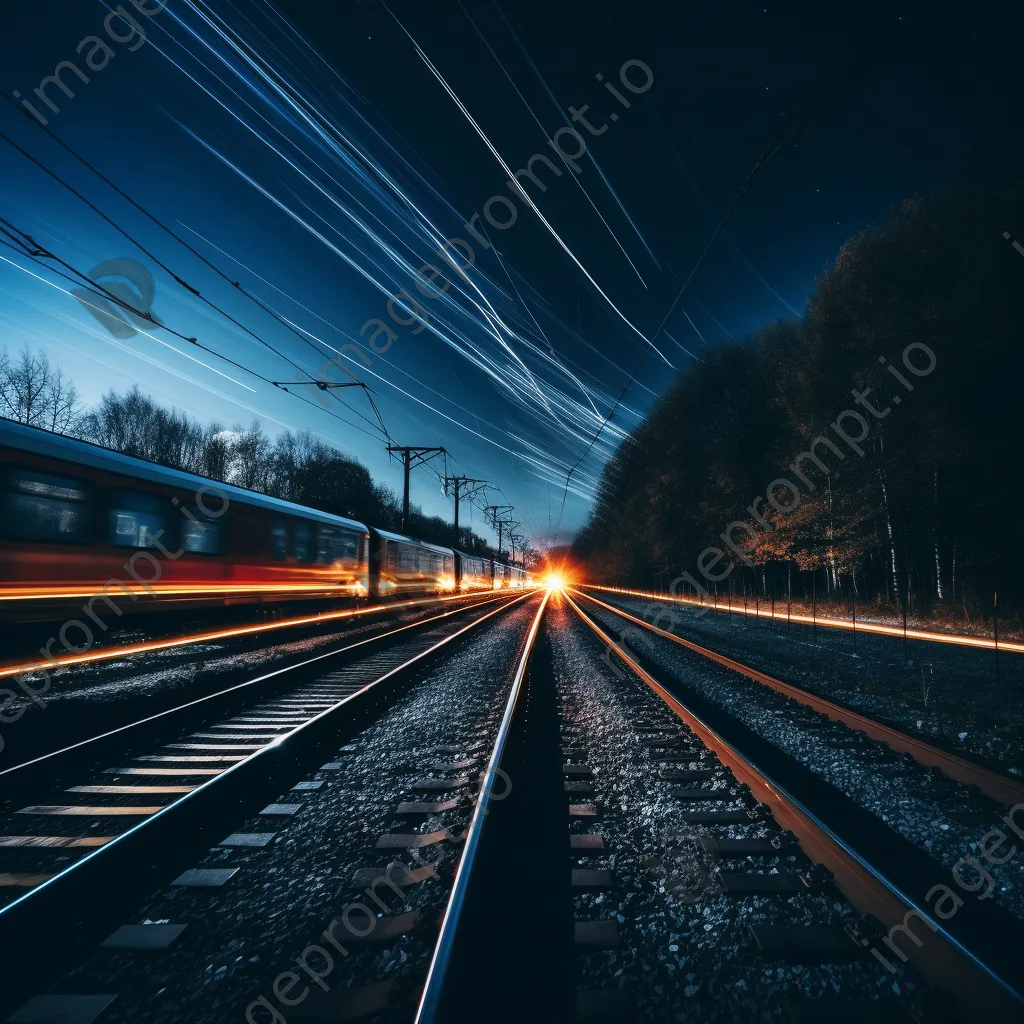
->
851, 573, 857, 656
812, 570, 817, 646
787, 565, 792, 634
994, 590, 1000, 682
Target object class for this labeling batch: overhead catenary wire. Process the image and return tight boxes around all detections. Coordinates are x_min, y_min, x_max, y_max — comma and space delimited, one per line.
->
0, 221, 393, 445
0, 98, 391, 442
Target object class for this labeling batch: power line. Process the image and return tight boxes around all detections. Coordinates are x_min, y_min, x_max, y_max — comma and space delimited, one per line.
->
0, 220, 390, 444
386, 444, 447, 533
0, 99, 389, 441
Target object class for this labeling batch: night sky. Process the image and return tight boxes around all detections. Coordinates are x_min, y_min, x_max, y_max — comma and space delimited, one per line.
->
1, 0, 1020, 548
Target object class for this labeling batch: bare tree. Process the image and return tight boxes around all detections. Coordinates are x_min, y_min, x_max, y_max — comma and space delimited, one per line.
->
0, 346, 79, 433
229, 421, 273, 492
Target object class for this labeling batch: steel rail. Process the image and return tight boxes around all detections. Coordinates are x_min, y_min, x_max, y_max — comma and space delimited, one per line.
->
581, 583, 1024, 654
415, 589, 551, 1023
0, 590, 535, 1016
564, 590, 1024, 1022
573, 587, 1024, 807
0, 588, 516, 682
0, 590, 518, 780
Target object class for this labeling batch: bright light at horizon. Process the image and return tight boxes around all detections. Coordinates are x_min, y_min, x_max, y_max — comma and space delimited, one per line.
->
545, 573, 566, 592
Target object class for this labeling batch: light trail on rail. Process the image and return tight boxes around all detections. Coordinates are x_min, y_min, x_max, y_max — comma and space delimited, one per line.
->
0, 590, 525, 683
582, 584, 1024, 654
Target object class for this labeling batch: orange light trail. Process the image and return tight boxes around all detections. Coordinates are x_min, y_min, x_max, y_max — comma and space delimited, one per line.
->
582, 584, 1024, 654
0, 582, 365, 601
0, 591, 509, 682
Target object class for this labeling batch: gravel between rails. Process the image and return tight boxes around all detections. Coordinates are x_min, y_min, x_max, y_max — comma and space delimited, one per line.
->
599, 591, 1024, 776
46, 597, 538, 1024
582, 598, 1024, 925
549, 600, 920, 1022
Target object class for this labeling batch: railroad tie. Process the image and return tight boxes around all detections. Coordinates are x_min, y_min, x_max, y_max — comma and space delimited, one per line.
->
218, 833, 277, 848
717, 871, 805, 894
350, 863, 436, 889
394, 799, 460, 816
571, 868, 614, 890
749, 923, 866, 963
574, 920, 620, 950
427, 759, 478, 772
375, 828, 449, 850
171, 868, 238, 887
409, 777, 471, 792
564, 782, 595, 795
102, 923, 187, 950
699, 836, 788, 858
661, 768, 720, 782
331, 909, 421, 945
570, 835, 606, 854
259, 803, 302, 817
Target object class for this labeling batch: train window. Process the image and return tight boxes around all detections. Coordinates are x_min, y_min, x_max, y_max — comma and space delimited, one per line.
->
315, 526, 335, 565
417, 552, 430, 574
271, 520, 288, 560
314, 526, 358, 565
398, 548, 416, 572
293, 522, 311, 563
431, 554, 442, 573
386, 544, 398, 572
108, 491, 165, 549
445, 556, 454, 574
1, 470, 90, 543
181, 517, 226, 555
337, 530, 358, 563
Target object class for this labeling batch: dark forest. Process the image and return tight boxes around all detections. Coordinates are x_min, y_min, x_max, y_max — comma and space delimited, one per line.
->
574, 166, 1024, 630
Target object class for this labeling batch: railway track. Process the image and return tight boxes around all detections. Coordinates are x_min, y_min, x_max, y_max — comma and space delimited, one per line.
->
571, 588, 1024, 807
0, 590, 515, 769
559, 589, 1024, 1020
0, 588, 533, 1019
3, 586, 1020, 1022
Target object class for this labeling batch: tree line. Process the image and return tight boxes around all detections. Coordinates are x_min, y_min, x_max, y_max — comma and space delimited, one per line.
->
574, 164, 1024, 627
0, 353, 510, 560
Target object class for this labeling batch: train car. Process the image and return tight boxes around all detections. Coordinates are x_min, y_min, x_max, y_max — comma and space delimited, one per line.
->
369, 528, 455, 598
454, 551, 493, 592
0, 418, 370, 623
508, 564, 528, 589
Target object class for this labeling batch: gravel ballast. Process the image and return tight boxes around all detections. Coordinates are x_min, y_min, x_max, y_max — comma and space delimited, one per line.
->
549, 600, 923, 1022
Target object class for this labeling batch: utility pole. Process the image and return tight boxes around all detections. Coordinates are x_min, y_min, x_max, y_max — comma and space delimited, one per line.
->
386, 445, 446, 534
443, 476, 488, 548
483, 505, 514, 557
509, 529, 524, 563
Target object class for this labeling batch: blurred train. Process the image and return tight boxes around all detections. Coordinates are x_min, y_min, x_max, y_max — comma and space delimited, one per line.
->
0, 419, 534, 623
